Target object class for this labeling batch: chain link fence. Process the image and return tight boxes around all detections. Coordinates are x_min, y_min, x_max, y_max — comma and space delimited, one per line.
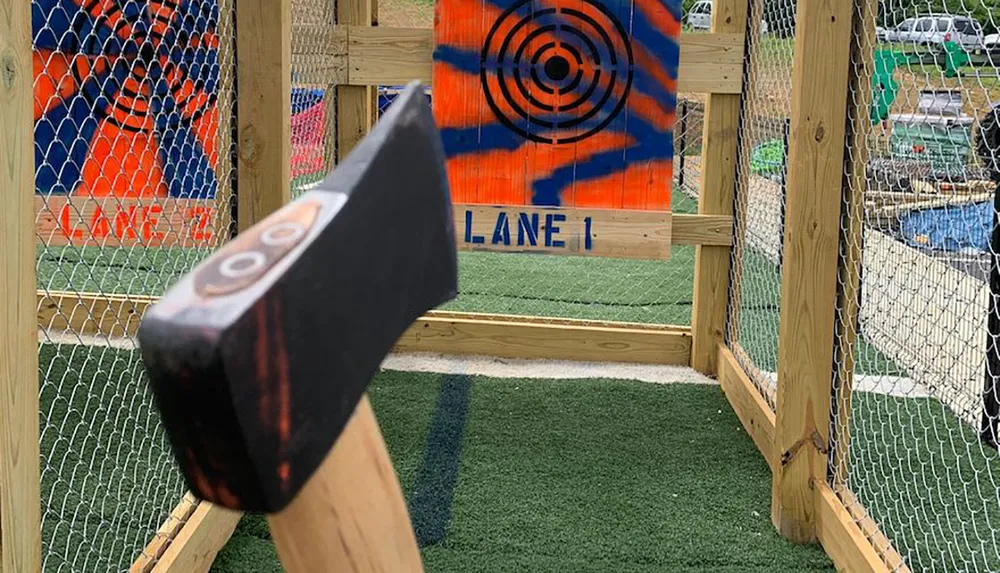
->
32, 0, 236, 569
827, 0, 1000, 570
724, 5, 794, 408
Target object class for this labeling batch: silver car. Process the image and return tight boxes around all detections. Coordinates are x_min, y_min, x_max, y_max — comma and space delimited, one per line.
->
886, 14, 983, 50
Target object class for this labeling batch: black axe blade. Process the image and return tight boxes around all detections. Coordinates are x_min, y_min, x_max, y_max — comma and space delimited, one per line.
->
137, 82, 458, 513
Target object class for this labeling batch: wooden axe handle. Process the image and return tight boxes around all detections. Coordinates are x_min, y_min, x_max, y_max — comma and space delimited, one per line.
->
267, 396, 424, 572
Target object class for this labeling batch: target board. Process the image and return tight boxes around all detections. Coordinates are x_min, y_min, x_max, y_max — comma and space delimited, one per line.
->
432, 0, 680, 259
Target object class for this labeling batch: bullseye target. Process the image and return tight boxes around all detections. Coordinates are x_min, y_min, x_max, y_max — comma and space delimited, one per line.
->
433, 0, 682, 210
480, 0, 634, 144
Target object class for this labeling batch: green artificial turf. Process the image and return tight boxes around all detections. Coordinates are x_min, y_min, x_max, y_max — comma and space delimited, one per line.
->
212, 373, 836, 572
38, 343, 186, 573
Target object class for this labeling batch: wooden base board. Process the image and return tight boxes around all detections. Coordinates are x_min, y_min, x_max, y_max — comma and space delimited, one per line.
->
37, 291, 691, 365
147, 502, 241, 573
716, 343, 909, 573
130, 494, 200, 573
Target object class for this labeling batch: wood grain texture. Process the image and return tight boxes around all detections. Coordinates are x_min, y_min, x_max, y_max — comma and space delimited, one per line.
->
455, 206, 671, 260
130, 493, 200, 573
772, 0, 855, 544
832, 0, 876, 489
35, 196, 222, 248
34, 199, 733, 251
816, 484, 893, 573
832, 487, 911, 573
268, 396, 423, 572
0, 0, 41, 570
336, 0, 373, 161
38, 291, 690, 366
671, 214, 733, 246
397, 315, 691, 365
717, 344, 776, 472
293, 27, 742, 94
150, 502, 241, 573
236, 0, 292, 232
37, 291, 154, 338
689, 0, 746, 376
292, 24, 348, 87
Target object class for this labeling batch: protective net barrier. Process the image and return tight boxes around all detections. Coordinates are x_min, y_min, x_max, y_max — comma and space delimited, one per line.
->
827, 1, 1000, 571
32, 0, 236, 569
291, 0, 337, 198
725, 3, 795, 408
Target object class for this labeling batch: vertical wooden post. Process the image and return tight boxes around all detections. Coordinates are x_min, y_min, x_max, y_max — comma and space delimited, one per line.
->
0, 0, 41, 571
236, 0, 292, 231
832, 0, 876, 488
690, 0, 748, 375
771, 0, 855, 544
337, 0, 374, 161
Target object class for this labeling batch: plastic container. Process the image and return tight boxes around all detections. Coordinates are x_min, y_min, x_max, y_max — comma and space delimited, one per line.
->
889, 112, 974, 178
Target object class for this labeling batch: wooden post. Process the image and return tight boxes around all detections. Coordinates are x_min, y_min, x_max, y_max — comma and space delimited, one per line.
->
337, 0, 374, 161
832, 0, 876, 488
236, 0, 292, 231
771, 0, 856, 544
0, 0, 41, 571
690, 0, 748, 375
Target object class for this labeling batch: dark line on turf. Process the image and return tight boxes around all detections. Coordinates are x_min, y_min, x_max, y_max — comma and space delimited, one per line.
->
408, 374, 471, 547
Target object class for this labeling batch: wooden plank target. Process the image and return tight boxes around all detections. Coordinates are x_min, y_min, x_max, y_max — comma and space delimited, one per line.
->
432, 0, 681, 211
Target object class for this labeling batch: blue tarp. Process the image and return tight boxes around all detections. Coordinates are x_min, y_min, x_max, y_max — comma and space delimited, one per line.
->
899, 200, 993, 252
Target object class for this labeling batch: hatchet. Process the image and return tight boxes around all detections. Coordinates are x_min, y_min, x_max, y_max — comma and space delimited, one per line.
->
136, 81, 457, 571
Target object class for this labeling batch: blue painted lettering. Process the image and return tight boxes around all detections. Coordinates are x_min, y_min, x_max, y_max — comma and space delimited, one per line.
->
517, 213, 539, 246
492, 212, 511, 245
545, 213, 566, 248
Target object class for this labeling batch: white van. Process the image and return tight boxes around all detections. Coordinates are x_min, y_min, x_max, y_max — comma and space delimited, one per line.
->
686, 0, 770, 34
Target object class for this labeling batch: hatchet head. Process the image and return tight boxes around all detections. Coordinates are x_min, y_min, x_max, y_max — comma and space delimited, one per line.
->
137, 82, 458, 513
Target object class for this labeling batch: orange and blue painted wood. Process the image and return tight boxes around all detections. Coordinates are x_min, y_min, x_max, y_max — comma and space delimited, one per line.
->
432, 0, 680, 210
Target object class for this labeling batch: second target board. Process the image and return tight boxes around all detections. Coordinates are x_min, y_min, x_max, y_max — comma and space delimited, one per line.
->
433, 0, 681, 210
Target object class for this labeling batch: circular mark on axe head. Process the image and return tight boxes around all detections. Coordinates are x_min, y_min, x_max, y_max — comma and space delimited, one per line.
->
480, 0, 634, 145
195, 201, 322, 298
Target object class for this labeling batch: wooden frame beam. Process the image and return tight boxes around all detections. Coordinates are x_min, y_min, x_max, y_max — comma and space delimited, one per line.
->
291, 26, 745, 94
1, 0, 41, 570
716, 344, 909, 573
33, 196, 733, 250
236, 0, 292, 232
38, 291, 691, 365
771, 0, 856, 544
689, 0, 747, 375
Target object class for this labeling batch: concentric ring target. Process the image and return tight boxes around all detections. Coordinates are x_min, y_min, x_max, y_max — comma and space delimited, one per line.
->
480, 0, 633, 144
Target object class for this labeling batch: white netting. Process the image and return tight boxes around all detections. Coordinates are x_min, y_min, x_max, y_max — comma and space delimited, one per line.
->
724, 0, 794, 408
830, 1, 1000, 570
32, 0, 236, 569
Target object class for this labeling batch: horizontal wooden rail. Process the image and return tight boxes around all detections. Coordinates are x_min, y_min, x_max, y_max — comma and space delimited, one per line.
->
38, 291, 691, 365
291, 25, 744, 94
35, 195, 732, 250
716, 343, 910, 573
130, 494, 200, 573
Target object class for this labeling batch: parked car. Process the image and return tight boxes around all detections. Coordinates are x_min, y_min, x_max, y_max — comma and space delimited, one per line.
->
884, 14, 983, 50
686, 0, 769, 34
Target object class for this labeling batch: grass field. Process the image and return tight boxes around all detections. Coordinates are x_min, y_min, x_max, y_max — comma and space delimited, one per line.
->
37, 341, 1000, 572
211, 372, 837, 573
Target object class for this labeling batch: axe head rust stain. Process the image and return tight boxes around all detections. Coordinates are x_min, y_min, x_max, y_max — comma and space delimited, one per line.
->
137, 82, 459, 513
